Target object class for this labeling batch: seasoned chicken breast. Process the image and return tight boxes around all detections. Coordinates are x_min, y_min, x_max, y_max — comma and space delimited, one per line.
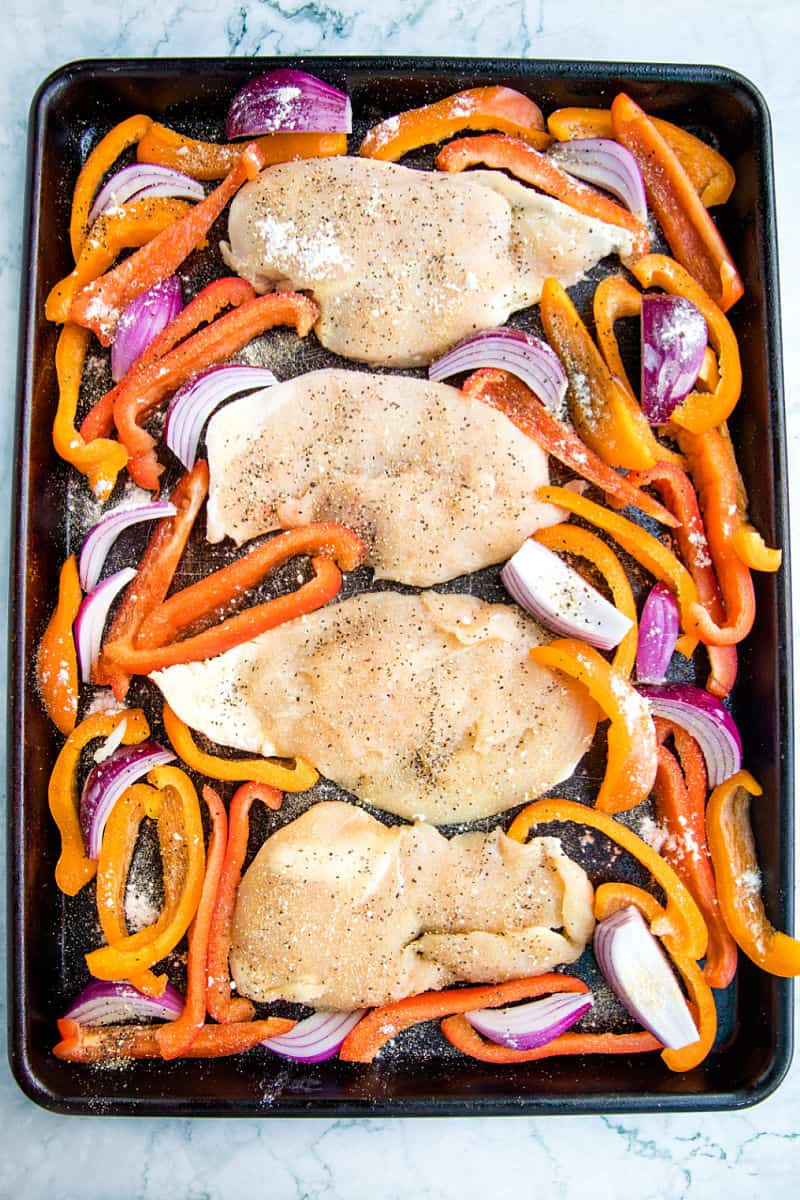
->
230, 801, 594, 1009
152, 591, 598, 824
221, 157, 636, 367
205, 368, 563, 586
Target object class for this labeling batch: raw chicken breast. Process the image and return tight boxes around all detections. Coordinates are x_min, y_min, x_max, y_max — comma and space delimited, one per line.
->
230, 801, 594, 1009
151, 591, 597, 824
221, 156, 636, 367
205, 368, 563, 586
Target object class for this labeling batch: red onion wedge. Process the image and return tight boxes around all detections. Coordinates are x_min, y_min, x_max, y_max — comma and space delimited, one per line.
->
636, 582, 680, 684
263, 1010, 365, 1063
637, 682, 741, 788
88, 164, 205, 228
79, 502, 178, 592
548, 138, 648, 223
594, 906, 698, 1050
429, 328, 568, 417
74, 568, 137, 683
465, 990, 593, 1050
502, 538, 633, 651
93, 715, 129, 763
165, 364, 278, 468
226, 68, 352, 138
641, 294, 708, 424
111, 275, 184, 382
80, 741, 175, 859
64, 980, 184, 1025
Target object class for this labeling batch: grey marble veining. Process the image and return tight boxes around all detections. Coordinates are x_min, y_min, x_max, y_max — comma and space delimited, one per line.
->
1, 1, 799, 1196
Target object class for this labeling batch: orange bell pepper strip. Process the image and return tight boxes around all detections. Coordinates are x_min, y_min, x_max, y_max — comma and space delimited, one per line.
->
706, 771, 800, 977
529, 638, 656, 814
156, 786, 227, 1060
85, 765, 206, 981
436, 135, 649, 261
462, 368, 678, 528
631, 254, 742, 434
53, 1016, 296, 1063
359, 86, 549, 161
69, 143, 264, 345
508, 797, 708, 961
52, 323, 129, 500
547, 107, 735, 207
338, 975, 588, 1063
540, 278, 666, 471
162, 703, 319, 794
48, 709, 150, 896
207, 782, 283, 1024
138, 120, 347, 180
611, 94, 743, 311
441, 1016, 661, 1063
36, 554, 81, 734
532, 525, 638, 678
69, 114, 154, 259
112, 290, 319, 490
731, 526, 782, 574
46, 198, 192, 326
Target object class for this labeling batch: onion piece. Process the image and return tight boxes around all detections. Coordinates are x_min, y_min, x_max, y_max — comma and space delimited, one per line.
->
641, 294, 708, 424
93, 716, 128, 763
111, 276, 184, 382
226, 68, 352, 138
638, 682, 742, 788
64, 980, 184, 1025
80, 741, 176, 859
429, 328, 568, 417
79, 501, 178, 591
502, 538, 633, 651
465, 991, 593, 1050
74, 568, 137, 683
88, 164, 205, 227
636, 582, 680, 684
165, 365, 278, 468
548, 138, 648, 222
263, 1010, 365, 1063
594, 906, 698, 1050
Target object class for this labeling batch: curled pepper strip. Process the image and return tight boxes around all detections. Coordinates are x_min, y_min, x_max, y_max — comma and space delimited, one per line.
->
37, 554, 81, 734
706, 771, 800, 977
441, 1015, 661, 1064
507, 797, 708, 961
48, 709, 150, 896
732, 526, 782, 573
138, 121, 347, 180
162, 703, 319, 794
529, 639, 656, 814
53, 1016, 296, 1063
70, 114, 154, 259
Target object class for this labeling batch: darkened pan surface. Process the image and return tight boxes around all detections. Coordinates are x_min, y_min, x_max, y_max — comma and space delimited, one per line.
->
8, 57, 793, 1116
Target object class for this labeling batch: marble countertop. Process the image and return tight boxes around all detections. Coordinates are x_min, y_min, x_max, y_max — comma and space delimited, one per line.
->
2, 2, 798, 1196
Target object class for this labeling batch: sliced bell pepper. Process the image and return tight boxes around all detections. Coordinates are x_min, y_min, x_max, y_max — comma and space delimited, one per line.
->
112, 290, 319, 490
69, 143, 265, 345
53, 1016, 296, 1063
52, 323, 128, 500
462, 368, 678, 528
162, 703, 319, 794
533, 524, 638, 678
48, 709, 150, 896
207, 782, 283, 1024
529, 638, 656, 814
611, 94, 743, 311
731, 526, 782, 574
69, 114, 154, 260
706, 771, 800, 977
359, 86, 549, 161
631, 254, 742, 434
138, 120, 347, 180
546, 107, 735, 208
36, 554, 81, 734
440, 1016, 661, 1063
437, 135, 649, 261
338, 975, 588, 1063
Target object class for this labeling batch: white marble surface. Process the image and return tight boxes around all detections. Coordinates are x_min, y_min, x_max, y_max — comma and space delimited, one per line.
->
2, 1, 799, 1196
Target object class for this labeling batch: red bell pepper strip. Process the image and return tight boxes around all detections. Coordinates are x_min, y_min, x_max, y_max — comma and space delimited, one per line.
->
437, 134, 650, 261
611, 94, 743, 312
69, 114, 154, 259
207, 782, 283, 1024
69, 143, 265, 344
53, 1016, 296, 1062
36, 554, 82, 734
440, 1016, 661, 1064
138, 121, 347, 180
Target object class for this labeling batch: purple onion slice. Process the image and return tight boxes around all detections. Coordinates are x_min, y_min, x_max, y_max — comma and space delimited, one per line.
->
165, 364, 278, 468
636, 582, 680, 684
641, 294, 708, 424
548, 138, 648, 222
637, 682, 742, 787
88, 164, 205, 227
80, 741, 175, 859
262, 1010, 365, 1063
226, 69, 352, 138
111, 275, 184, 382
74, 568, 137, 683
429, 327, 568, 417
465, 990, 594, 1050
64, 980, 184, 1025
79, 501, 177, 592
